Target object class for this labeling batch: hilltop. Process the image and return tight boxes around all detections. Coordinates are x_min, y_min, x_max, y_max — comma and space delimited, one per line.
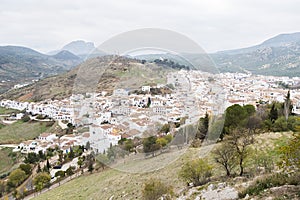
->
0, 56, 175, 101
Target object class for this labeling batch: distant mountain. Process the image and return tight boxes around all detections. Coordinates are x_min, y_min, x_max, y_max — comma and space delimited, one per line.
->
52, 50, 80, 60
48, 40, 105, 58
212, 32, 300, 76
61, 40, 95, 55
0, 46, 82, 93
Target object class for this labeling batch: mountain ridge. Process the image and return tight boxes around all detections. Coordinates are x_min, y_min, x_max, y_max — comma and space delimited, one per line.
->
0, 45, 83, 94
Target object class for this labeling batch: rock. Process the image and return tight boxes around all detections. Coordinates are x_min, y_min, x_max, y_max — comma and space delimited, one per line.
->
207, 184, 216, 191
217, 182, 226, 189
201, 185, 238, 200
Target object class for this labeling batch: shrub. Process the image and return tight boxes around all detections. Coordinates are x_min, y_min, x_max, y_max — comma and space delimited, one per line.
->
239, 172, 300, 198
19, 164, 32, 175
179, 158, 212, 186
21, 115, 30, 122
7, 169, 27, 188
142, 179, 173, 200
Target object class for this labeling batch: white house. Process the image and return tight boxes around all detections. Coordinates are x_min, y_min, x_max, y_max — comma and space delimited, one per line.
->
142, 86, 151, 92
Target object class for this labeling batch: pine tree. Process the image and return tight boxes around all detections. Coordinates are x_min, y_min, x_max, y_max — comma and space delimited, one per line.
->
269, 104, 278, 123
46, 159, 51, 170
37, 163, 42, 173
283, 90, 293, 121
196, 112, 209, 140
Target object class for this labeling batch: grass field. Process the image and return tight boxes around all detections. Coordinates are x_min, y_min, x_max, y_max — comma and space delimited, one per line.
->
0, 148, 15, 174
0, 107, 20, 115
0, 120, 53, 144
33, 147, 202, 200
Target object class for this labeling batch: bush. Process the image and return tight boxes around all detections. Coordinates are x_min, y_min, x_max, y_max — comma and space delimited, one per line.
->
33, 172, 51, 192
142, 179, 173, 200
19, 164, 32, 175
7, 169, 27, 188
36, 115, 46, 120
239, 172, 300, 198
21, 115, 30, 122
179, 158, 212, 186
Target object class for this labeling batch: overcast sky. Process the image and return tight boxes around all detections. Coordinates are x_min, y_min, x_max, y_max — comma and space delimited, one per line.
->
0, 0, 300, 53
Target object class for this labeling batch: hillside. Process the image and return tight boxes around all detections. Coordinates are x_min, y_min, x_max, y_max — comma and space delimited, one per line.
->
32, 132, 296, 200
0, 56, 175, 101
212, 32, 300, 76
0, 46, 82, 94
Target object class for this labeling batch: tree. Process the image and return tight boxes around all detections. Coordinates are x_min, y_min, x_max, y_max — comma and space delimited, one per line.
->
46, 159, 51, 170
160, 124, 170, 133
179, 158, 212, 186
196, 112, 209, 140
68, 147, 75, 159
228, 129, 254, 176
107, 143, 117, 161
96, 154, 110, 170
143, 136, 161, 156
7, 169, 27, 188
25, 152, 40, 164
19, 163, 32, 175
272, 116, 288, 132
156, 137, 168, 148
21, 115, 30, 122
142, 179, 173, 200
246, 115, 262, 133
164, 134, 173, 143
33, 172, 51, 192
66, 166, 75, 176
38, 150, 46, 161
213, 142, 237, 176
42, 165, 49, 173
147, 97, 151, 108
58, 150, 63, 163
243, 104, 256, 116
269, 103, 278, 123
77, 157, 84, 168
124, 139, 134, 152
88, 162, 94, 173
37, 163, 42, 173
223, 104, 247, 135
54, 170, 65, 178
283, 90, 293, 121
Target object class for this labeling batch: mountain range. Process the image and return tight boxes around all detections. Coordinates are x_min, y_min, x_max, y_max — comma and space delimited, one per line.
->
212, 32, 300, 76
48, 40, 105, 59
0, 46, 82, 93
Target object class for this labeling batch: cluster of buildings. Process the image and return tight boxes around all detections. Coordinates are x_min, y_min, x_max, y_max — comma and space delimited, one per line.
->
2, 70, 300, 154
12, 132, 88, 154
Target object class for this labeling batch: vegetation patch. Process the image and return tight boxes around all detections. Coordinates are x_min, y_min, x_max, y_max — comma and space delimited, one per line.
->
0, 120, 54, 144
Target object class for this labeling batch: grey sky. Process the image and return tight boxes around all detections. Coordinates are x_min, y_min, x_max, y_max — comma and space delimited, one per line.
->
0, 0, 299, 53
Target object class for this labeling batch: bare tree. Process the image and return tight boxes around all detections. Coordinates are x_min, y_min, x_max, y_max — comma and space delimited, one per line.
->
228, 129, 254, 176
213, 142, 237, 176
